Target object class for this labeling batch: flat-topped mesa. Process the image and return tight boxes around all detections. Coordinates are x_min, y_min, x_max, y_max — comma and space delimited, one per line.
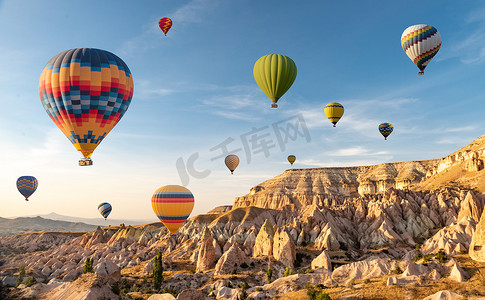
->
235, 135, 485, 211
234, 161, 436, 211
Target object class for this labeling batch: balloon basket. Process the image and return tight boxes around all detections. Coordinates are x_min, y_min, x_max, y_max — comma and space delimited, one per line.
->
418, 71, 424, 75
271, 104, 278, 108
79, 158, 93, 166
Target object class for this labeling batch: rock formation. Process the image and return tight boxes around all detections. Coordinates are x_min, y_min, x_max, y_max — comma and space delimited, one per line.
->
470, 203, 485, 262
311, 250, 331, 270
214, 244, 247, 275
196, 227, 215, 272
253, 219, 275, 258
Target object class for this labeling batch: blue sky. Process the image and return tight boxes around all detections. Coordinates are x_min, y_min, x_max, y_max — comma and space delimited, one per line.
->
1, 0, 485, 222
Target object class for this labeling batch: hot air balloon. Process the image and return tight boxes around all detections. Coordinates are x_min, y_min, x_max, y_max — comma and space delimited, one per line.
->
39, 48, 134, 166
379, 123, 394, 140
159, 17, 172, 36
98, 202, 112, 220
401, 24, 441, 75
151, 185, 195, 234
288, 155, 296, 165
324, 102, 344, 127
17, 176, 38, 201
253, 54, 297, 108
225, 154, 240, 174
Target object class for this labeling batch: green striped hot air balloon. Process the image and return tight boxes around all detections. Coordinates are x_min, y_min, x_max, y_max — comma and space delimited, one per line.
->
253, 54, 297, 108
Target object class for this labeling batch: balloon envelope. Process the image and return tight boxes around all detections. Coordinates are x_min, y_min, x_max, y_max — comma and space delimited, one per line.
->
253, 54, 297, 108
225, 154, 240, 174
17, 176, 38, 201
379, 123, 394, 140
401, 24, 441, 74
98, 202, 112, 220
151, 185, 194, 234
324, 102, 344, 127
288, 155, 296, 165
39, 48, 134, 161
159, 17, 172, 36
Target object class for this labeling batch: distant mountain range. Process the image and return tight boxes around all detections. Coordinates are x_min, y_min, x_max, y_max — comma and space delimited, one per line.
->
0, 213, 155, 236
9, 212, 155, 227
0, 216, 97, 236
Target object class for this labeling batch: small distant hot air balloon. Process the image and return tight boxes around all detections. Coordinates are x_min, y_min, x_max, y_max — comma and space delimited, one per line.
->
98, 202, 112, 220
253, 54, 297, 108
17, 176, 38, 201
39, 48, 134, 166
401, 24, 441, 75
225, 154, 240, 174
288, 155, 296, 165
379, 123, 394, 140
324, 102, 344, 127
151, 185, 195, 234
159, 17, 173, 36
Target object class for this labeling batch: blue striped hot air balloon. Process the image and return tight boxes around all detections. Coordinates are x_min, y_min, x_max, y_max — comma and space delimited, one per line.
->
98, 202, 112, 220
17, 176, 38, 201
151, 185, 195, 234
379, 123, 394, 140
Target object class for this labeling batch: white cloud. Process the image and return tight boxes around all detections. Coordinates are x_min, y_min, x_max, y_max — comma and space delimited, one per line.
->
329, 146, 389, 157
445, 125, 477, 132
172, 0, 221, 24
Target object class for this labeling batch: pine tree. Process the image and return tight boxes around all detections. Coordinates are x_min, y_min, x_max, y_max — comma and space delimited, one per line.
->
153, 251, 163, 291
83, 257, 94, 274
16, 266, 25, 287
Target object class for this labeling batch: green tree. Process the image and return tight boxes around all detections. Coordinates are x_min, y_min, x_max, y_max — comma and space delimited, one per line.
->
284, 267, 294, 277
153, 251, 163, 291
436, 249, 448, 263
16, 266, 25, 287
83, 257, 94, 274
266, 267, 272, 284
23, 276, 36, 287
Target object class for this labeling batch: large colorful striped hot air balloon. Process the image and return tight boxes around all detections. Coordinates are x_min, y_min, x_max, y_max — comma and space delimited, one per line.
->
401, 24, 441, 75
225, 154, 240, 174
159, 17, 172, 36
324, 102, 344, 127
98, 202, 112, 220
17, 176, 38, 201
151, 185, 195, 234
253, 54, 297, 108
379, 123, 394, 140
39, 48, 134, 166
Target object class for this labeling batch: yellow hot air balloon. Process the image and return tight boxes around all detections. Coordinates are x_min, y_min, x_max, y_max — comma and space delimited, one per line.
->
324, 102, 344, 127
253, 54, 297, 108
151, 185, 194, 234
287, 155, 296, 165
225, 154, 239, 174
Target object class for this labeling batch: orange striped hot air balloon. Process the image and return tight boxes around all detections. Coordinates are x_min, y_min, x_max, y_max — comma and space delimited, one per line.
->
151, 185, 194, 234
158, 17, 172, 36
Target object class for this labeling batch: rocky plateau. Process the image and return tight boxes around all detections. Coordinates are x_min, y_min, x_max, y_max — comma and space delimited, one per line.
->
2, 136, 485, 299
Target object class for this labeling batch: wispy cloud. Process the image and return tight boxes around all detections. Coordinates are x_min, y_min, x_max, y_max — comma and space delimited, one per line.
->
445, 125, 477, 132
135, 79, 179, 99
117, 0, 221, 56
198, 84, 265, 120
172, 0, 221, 23
441, 5, 485, 65
328, 146, 389, 157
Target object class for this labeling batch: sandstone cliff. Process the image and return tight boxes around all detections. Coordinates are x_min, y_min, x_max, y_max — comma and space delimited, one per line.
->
234, 135, 485, 211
